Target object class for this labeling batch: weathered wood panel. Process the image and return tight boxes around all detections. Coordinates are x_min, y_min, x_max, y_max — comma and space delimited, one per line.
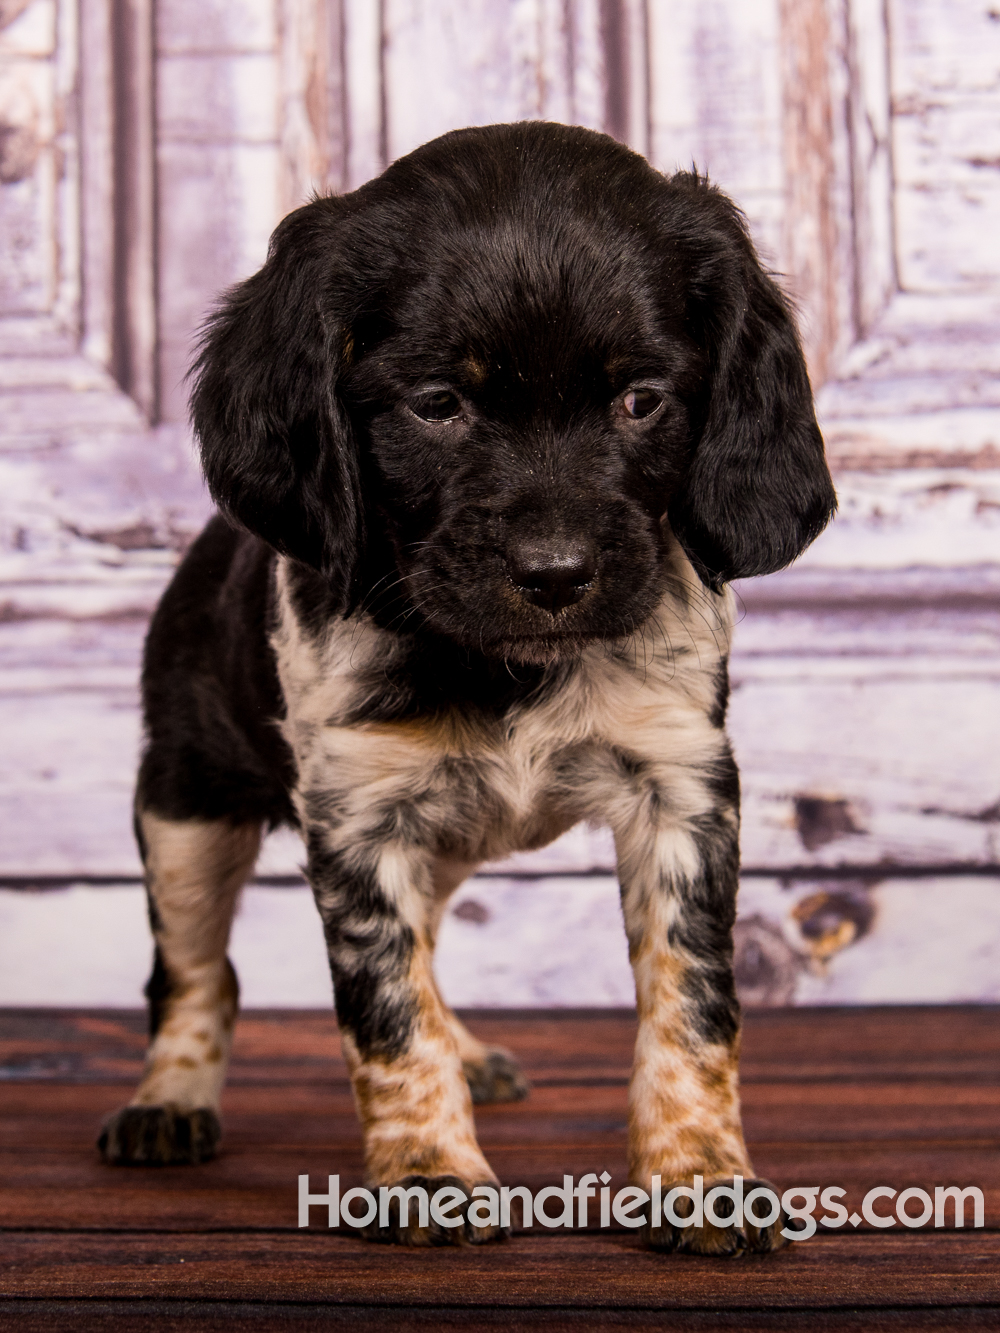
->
377, 0, 648, 176
277, 0, 346, 207
2, 871, 999, 1007
0, 0, 69, 333
647, 0, 784, 266
778, 0, 840, 383
383, 0, 599, 163
820, 294, 1000, 420
0, 0, 170, 660
811, 0, 1000, 468
4, 490, 999, 880
2, 0, 1000, 1016
109, 0, 158, 418
888, 0, 1000, 294
844, 0, 896, 337
0, 422, 208, 623
0, 0, 156, 388
154, 0, 279, 420
730, 569, 1000, 873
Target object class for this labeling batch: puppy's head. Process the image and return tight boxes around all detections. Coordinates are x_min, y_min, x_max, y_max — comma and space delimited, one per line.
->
193, 123, 835, 663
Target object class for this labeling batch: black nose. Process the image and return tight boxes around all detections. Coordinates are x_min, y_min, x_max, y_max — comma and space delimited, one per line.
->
507, 537, 597, 614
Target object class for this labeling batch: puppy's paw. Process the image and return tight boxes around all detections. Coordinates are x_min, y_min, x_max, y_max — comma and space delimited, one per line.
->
364, 1174, 507, 1247
740, 1177, 792, 1254
463, 1047, 530, 1104
646, 1177, 789, 1258
98, 1104, 221, 1165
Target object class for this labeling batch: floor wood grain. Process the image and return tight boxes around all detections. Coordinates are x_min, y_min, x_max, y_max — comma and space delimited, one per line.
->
1, 1006, 998, 1329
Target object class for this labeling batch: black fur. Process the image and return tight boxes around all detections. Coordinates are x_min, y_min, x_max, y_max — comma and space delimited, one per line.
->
708, 661, 731, 730
191, 123, 835, 639
144, 948, 171, 1038
674, 802, 743, 1047
137, 517, 296, 828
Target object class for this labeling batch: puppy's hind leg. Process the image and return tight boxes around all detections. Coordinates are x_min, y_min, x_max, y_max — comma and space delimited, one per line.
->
99, 812, 261, 1165
428, 858, 529, 1106
446, 1005, 530, 1106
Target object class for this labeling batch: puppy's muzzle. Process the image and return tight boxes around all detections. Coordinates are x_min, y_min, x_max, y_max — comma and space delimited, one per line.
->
506, 535, 597, 614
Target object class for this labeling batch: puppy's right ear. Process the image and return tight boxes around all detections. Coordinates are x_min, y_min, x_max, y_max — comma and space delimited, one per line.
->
190, 199, 363, 610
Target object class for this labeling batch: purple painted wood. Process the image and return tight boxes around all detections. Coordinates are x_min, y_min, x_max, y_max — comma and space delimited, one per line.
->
1, 0, 999, 1007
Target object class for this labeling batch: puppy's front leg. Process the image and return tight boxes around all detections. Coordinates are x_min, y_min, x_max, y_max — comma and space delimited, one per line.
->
613, 746, 786, 1256
306, 834, 502, 1245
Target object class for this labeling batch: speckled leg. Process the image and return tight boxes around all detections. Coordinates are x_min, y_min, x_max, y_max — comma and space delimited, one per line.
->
612, 744, 786, 1255
307, 838, 504, 1244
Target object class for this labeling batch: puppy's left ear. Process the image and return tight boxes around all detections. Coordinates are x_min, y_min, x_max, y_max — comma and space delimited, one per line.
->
190, 198, 363, 610
667, 183, 837, 589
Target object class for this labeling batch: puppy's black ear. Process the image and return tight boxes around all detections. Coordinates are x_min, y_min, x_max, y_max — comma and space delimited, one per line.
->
191, 199, 362, 609
667, 181, 837, 590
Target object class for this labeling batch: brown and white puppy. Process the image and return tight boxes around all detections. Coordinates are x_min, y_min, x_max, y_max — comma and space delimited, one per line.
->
98, 122, 836, 1254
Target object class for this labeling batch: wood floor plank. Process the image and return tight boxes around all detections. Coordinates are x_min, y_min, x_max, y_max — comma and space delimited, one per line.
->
4, 1075, 998, 1146
1, 1301, 998, 1333
4, 1006, 998, 1086
4, 1303, 1000, 1332
1, 1138, 997, 1230
1, 1006, 998, 1316
2, 1232, 999, 1308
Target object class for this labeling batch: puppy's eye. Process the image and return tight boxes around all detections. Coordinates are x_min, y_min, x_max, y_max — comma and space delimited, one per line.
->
410, 391, 462, 422
621, 388, 664, 420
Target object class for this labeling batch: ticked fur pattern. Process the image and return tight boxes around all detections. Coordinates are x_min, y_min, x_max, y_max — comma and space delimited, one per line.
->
98, 122, 835, 1253
274, 542, 753, 1222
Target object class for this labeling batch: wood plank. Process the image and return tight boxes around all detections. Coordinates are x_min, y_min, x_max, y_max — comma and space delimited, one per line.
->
816, 291, 1000, 468
1, 1231, 999, 1308
6, 557, 1000, 882
2, 1007, 998, 1231
2, 1142, 997, 1232
155, 142, 277, 422
0, 1299, 993, 1333
0, 388, 146, 436
1, 1007, 998, 1322
888, 0, 1000, 293
6, 873, 1000, 1007
5, 1076, 1000, 1149
3, 1006, 999, 1085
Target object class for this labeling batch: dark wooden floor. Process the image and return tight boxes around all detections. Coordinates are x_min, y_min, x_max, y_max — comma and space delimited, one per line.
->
1, 1006, 999, 1330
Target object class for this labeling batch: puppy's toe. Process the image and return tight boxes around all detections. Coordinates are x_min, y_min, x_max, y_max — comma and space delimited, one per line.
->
98, 1105, 221, 1165
463, 1047, 530, 1104
741, 1178, 792, 1254
646, 1177, 789, 1258
647, 1207, 747, 1259
365, 1175, 507, 1247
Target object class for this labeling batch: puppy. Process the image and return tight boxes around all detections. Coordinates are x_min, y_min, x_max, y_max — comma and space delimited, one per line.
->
99, 122, 835, 1253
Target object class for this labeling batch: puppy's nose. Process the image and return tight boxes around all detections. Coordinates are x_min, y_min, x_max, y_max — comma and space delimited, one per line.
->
507, 538, 597, 614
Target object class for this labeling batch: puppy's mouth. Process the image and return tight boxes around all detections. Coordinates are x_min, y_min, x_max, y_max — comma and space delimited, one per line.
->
479, 628, 606, 667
